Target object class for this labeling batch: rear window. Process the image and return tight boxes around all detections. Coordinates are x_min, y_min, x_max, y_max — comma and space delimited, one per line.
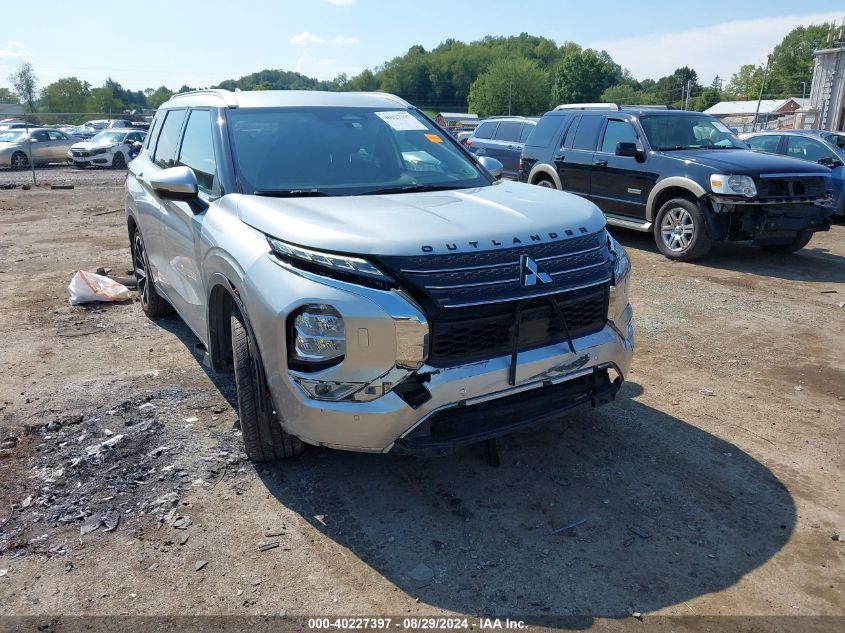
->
519, 123, 534, 142
526, 115, 567, 147
473, 121, 497, 139
493, 121, 522, 142
571, 115, 603, 151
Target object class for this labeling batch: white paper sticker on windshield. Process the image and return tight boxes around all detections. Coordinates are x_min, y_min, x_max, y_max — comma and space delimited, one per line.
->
712, 120, 732, 134
375, 111, 427, 131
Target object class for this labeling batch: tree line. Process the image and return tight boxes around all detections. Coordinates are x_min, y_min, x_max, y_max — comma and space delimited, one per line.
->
2, 23, 839, 122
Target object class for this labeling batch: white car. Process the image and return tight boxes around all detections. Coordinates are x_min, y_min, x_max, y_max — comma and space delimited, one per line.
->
67, 129, 147, 169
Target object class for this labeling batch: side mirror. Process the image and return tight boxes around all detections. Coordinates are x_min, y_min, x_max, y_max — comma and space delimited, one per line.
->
477, 155, 504, 179
616, 142, 643, 160
132, 141, 143, 151
151, 166, 199, 200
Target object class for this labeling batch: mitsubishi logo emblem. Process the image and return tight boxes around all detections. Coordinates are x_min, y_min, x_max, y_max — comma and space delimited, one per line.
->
520, 255, 553, 287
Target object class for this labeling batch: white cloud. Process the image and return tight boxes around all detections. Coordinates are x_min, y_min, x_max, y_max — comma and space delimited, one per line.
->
331, 36, 359, 45
590, 12, 843, 84
0, 41, 28, 59
294, 52, 360, 80
290, 31, 326, 45
325, 0, 355, 6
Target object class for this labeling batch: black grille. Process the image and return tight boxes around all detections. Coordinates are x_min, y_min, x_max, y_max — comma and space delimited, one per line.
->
428, 284, 608, 366
756, 175, 827, 201
377, 230, 612, 310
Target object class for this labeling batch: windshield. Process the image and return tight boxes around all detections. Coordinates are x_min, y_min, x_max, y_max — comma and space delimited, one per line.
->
640, 114, 745, 150
91, 130, 125, 144
0, 130, 26, 143
228, 107, 489, 196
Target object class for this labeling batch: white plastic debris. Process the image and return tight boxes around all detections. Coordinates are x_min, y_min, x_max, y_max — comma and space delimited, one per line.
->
68, 270, 131, 305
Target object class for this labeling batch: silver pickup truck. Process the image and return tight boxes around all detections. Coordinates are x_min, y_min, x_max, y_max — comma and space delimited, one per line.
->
125, 89, 634, 461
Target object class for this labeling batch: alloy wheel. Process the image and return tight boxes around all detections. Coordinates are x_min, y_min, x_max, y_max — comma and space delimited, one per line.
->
133, 232, 150, 307
660, 206, 695, 252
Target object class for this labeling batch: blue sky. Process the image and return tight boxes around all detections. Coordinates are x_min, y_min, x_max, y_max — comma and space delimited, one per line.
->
1, 1, 842, 93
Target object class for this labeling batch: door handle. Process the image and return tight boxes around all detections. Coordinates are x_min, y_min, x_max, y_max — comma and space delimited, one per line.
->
594, 159, 608, 167
554, 153, 565, 160
507, 145, 517, 150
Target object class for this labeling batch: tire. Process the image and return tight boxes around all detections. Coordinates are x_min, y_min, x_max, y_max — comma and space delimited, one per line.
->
535, 176, 557, 189
231, 310, 304, 462
10, 152, 29, 170
760, 230, 814, 253
132, 228, 171, 318
654, 197, 714, 261
111, 152, 126, 169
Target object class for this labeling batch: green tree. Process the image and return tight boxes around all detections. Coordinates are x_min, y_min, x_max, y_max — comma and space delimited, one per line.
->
87, 87, 124, 116
0, 87, 19, 104
9, 62, 37, 112
40, 77, 90, 117
725, 64, 764, 100
468, 57, 549, 116
551, 49, 619, 105
148, 86, 174, 108
767, 23, 836, 97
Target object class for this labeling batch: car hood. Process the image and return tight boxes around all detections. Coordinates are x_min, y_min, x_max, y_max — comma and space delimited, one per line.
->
71, 140, 114, 150
658, 148, 831, 176
233, 181, 606, 256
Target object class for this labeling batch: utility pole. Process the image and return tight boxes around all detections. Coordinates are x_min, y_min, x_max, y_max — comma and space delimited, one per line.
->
685, 79, 692, 109
801, 81, 807, 102
753, 55, 771, 132
508, 78, 512, 116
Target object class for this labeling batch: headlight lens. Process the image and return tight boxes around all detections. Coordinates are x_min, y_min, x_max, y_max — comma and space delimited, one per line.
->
607, 233, 632, 327
290, 304, 345, 365
268, 237, 393, 289
710, 173, 756, 198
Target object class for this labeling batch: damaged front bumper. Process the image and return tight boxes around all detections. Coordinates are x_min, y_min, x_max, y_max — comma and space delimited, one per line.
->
708, 193, 834, 241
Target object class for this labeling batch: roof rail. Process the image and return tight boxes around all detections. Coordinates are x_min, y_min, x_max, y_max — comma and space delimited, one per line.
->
486, 115, 527, 119
553, 103, 620, 111
620, 104, 674, 110
169, 89, 238, 108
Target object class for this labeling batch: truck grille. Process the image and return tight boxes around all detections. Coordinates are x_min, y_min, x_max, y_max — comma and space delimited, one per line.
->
756, 175, 828, 201
376, 230, 612, 366
427, 284, 608, 366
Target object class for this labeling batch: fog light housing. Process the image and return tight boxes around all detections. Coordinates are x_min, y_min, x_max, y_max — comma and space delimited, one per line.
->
289, 304, 345, 370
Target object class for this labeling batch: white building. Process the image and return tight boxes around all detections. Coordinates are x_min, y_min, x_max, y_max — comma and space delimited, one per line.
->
800, 45, 845, 131
703, 98, 808, 132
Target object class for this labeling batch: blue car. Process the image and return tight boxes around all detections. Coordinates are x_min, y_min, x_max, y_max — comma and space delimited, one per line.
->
466, 116, 537, 179
742, 129, 845, 216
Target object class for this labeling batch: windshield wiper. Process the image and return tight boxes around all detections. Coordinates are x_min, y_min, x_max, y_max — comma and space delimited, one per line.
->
360, 184, 463, 196
253, 189, 330, 197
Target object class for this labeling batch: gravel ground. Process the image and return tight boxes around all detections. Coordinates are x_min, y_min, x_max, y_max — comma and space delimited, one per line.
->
0, 167, 842, 626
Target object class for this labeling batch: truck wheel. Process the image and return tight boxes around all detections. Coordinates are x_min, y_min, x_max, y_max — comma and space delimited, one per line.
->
132, 228, 171, 318
231, 310, 304, 462
761, 230, 814, 253
535, 176, 557, 189
654, 198, 714, 261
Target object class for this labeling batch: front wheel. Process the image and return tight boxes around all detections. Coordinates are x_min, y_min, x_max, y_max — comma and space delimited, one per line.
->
760, 230, 814, 253
111, 152, 126, 169
231, 311, 304, 462
10, 152, 29, 170
654, 197, 714, 261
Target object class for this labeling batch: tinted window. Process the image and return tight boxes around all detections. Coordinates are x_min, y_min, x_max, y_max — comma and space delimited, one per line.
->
145, 115, 161, 150
526, 115, 565, 147
572, 115, 603, 151
785, 136, 835, 162
153, 109, 187, 169
600, 119, 638, 154
824, 133, 845, 150
562, 115, 580, 149
178, 109, 217, 194
519, 122, 534, 142
32, 130, 50, 142
494, 121, 521, 142
746, 135, 781, 153
473, 121, 497, 139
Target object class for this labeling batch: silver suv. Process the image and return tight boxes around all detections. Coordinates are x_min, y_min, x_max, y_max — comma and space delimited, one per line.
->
125, 89, 634, 461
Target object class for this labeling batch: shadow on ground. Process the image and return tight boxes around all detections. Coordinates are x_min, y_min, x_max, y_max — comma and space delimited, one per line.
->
254, 382, 795, 625
610, 225, 845, 284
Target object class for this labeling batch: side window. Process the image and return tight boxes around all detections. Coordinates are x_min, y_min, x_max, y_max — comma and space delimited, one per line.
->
785, 136, 835, 163
746, 135, 781, 154
145, 115, 162, 150
519, 123, 534, 142
493, 121, 521, 142
600, 119, 638, 154
562, 115, 581, 149
473, 121, 497, 139
178, 109, 217, 194
153, 109, 187, 169
571, 115, 603, 151
47, 130, 65, 141
33, 130, 50, 142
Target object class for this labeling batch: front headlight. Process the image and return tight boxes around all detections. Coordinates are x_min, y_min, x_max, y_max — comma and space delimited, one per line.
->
290, 304, 345, 364
710, 173, 756, 198
268, 237, 394, 290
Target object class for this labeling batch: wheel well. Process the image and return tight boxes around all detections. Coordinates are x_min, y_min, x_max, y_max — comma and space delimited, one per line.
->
533, 173, 553, 184
651, 186, 699, 218
127, 215, 137, 248
207, 283, 236, 373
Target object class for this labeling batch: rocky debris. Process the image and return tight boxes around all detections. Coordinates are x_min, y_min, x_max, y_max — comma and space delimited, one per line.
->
1, 436, 19, 449
195, 560, 208, 571
0, 387, 244, 559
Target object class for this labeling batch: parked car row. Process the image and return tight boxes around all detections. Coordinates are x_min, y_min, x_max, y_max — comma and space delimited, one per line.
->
464, 105, 836, 261
0, 125, 146, 170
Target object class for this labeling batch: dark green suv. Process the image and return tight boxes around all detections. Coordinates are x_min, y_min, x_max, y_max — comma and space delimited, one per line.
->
519, 105, 834, 261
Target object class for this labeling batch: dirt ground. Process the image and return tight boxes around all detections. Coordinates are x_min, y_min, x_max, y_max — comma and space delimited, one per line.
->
0, 167, 842, 626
